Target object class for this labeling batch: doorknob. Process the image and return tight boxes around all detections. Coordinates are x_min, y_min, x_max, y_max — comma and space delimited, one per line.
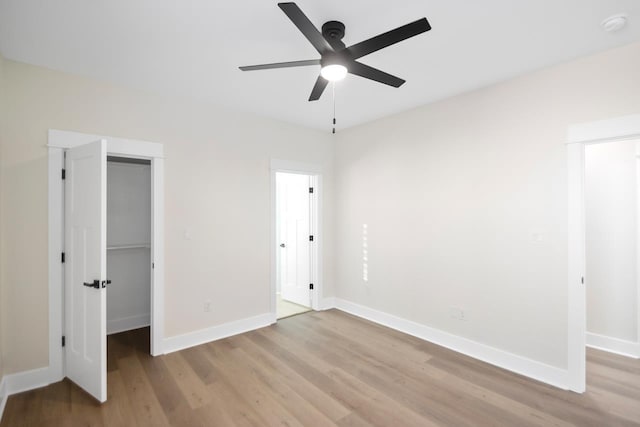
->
83, 280, 100, 289
280, 243, 286, 248
101, 279, 112, 288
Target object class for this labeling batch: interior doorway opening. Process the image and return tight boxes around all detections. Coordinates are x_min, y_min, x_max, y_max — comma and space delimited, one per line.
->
275, 171, 315, 319
48, 130, 165, 404
270, 159, 323, 321
584, 139, 640, 360
567, 115, 640, 393
106, 156, 152, 336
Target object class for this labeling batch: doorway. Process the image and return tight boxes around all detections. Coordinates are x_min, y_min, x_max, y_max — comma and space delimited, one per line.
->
276, 172, 314, 319
48, 130, 165, 403
584, 140, 640, 359
270, 159, 323, 321
567, 114, 640, 393
106, 157, 152, 335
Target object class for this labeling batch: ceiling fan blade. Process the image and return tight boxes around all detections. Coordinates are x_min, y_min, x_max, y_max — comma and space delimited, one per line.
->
278, 2, 333, 54
309, 75, 329, 101
346, 18, 431, 59
239, 59, 320, 71
348, 61, 405, 87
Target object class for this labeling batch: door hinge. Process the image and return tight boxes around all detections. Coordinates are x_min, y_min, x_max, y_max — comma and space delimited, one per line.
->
62, 336, 66, 347
152, 262, 155, 269
309, 283, 314, 290
61, 252, 65, 263
309, 187, 314, 194
61, 169, 66, 180
581, 277, 584, 284
309, 235, 314, 242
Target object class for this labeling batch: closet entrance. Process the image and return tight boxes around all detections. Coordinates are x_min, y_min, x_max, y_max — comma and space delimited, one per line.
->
106, 156, 152, 335
48, 130, 165, 405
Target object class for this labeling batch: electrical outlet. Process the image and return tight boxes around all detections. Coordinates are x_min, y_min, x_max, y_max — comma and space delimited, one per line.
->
204, 300, 211, 313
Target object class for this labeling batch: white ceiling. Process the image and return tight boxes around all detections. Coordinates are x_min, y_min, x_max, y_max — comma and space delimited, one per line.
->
1, 0, 639, 131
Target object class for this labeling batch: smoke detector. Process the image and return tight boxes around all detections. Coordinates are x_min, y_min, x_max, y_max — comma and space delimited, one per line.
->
601, 14, 628, 33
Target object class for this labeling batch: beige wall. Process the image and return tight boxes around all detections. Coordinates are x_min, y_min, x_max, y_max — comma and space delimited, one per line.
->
0, 60, 334, 374
334, 42, 640, 369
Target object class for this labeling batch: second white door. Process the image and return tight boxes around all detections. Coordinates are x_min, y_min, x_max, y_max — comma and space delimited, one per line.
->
277, 172, 312, 307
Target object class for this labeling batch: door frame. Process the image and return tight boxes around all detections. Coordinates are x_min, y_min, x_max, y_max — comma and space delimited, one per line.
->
567, 114, 640, 392
270, 159, 323, 322
48, 129, 165, 384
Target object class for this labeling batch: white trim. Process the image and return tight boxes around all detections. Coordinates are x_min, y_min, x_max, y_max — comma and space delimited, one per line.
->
0, 377, 7, 422
567, 114, 640, 144
48, 129, 165, 388
567, 142, 586, 393
320, 297, 336, 310
270, 158, 323, 174
334, 299, 570, 390
107, 314, 151, 335
150, 157, 165, 356
163, 313, 273, 354
48, 147, 65, 384
1, 367, 52, 397
586, 332, 640, 359
48, 129, 164, 158
270, 159, 324, 320
0, 366, 58, 422
567, 114, 640, 394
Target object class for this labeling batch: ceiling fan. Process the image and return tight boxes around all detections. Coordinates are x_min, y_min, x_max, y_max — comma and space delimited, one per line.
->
239, 2, 432, 101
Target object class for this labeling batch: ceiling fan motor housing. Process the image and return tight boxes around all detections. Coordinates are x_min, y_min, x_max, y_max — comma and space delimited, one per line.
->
322, 21, 345, 42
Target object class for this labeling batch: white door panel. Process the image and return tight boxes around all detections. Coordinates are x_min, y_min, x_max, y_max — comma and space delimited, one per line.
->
278, 172, 311, 307
64, 139, 107, 403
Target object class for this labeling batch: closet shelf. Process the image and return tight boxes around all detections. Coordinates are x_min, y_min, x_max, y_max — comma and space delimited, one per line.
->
107, 244, 151, 250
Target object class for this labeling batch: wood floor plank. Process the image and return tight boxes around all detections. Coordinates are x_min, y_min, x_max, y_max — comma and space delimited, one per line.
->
202, 342, 306, 427
2, 312, 640, 426
284, 317, 533, 427
117, 355, 171, 427
101, 370, 138, 427
163, 351, 213, 409
227, 343, 340, 427
228, 333, 351, 422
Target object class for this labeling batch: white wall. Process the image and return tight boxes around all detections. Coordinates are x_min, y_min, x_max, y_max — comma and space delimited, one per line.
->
585, 140, 638, 343
106, 161, 151, 334
0, 52, 5, 379
0, 59, 335, 374
334, 41, 640, 370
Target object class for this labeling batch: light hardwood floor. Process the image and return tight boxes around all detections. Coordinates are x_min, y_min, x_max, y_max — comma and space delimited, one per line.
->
277, 295, 311, 319
2, 309, 639, 426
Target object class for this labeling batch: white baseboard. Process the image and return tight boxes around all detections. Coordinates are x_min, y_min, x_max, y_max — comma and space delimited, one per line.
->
0, 376, 7, 422
320, 297, 336, 310
3, 366, 53, 396
586, 332, 640, 359
0, 365, 60, 422
107, 313, 150, 335
334, 298, 570, 390
163, 313, 274, 354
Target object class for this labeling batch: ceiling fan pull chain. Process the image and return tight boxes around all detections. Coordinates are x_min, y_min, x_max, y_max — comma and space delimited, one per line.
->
332, 82, 336, 134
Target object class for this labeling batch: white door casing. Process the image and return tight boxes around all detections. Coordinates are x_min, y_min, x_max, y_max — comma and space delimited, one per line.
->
278, 172, 311, 307
64, 139, 108, 402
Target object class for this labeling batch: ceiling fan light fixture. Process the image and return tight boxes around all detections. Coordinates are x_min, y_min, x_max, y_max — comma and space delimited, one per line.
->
320, 64, 348, 81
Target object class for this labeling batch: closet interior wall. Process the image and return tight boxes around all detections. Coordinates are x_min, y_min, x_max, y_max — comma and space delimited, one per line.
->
106, 157, 151, 335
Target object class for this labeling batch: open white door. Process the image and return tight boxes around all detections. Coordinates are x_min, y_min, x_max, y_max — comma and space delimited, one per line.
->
64, 139, 107, 402
278, 172, 311, 307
